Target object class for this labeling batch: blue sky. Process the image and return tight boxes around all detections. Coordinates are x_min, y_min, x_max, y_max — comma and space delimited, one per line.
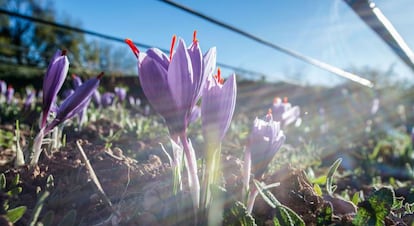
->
54, 0, 414, 86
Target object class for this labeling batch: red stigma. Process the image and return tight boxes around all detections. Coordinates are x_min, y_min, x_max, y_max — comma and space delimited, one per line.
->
7, 85, 12, 89
283, 97, 288, 103
71, 74, 77, 79
214, 68, 224, 84
125, 39, 140, 58
61, 49, 67, 56
170, 35, 177, 61
193, 30, 198, 43
97, 72, 104, 79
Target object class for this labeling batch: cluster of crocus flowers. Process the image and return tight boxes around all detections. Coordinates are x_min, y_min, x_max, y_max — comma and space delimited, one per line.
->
126, 32, 236, 212
271, 96, 301, 127
243, 112, 286, 213
30, 50, 103, 166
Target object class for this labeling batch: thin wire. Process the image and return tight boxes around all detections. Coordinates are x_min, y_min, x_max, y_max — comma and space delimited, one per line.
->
160, 0, 374, 88
0, 8, 265, 78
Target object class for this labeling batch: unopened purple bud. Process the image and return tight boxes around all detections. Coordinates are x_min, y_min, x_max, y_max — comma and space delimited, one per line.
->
45, 73, 103, 133
101, 92, 115, 107
6, 85, 14, 104
72, 74, 83, 89
24, 91, 35, 110
247, 117, 285, 179
41, 49, 69, 129
114, 87, 127, 102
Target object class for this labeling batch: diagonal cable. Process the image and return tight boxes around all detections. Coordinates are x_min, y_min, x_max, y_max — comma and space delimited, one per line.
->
161, 0, 374, 88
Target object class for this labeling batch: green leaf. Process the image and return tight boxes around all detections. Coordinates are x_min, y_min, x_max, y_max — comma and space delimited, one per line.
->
310, 175, 327, 185
314, 184, 322, 196
29, 191, 50, 226
352, 191, 362, 206
254, 180, 304, 226
6, 206, 27, 223
277, 205, 305, 226
273, 206, 293, 226
353, 187, 395, 226
253, 179, 280, 208
222, 201, 256, 226
0, 173, 5, 190
11, 174, 20, 187
326, 158, 342, 196
57, 209, 76, 226
316, 202, 333, 226
7, 187, 22, 196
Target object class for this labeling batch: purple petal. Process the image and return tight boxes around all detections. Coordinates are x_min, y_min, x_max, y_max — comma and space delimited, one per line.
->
139, 53, 175, 117
146, 48, 170, 70
45, 75, 101, 133
187, 41, 203, 102
168, 38, 194, 114
201, 74, 237, 142
41, 50, 69, 128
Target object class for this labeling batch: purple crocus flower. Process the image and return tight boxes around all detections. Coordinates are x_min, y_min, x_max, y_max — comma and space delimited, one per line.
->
126, 32, 214, 136
243, 114, 285, 213
101, 92, 115, 107
44, 73, 103, 133
271, 96, 300, 127
6, 85, 14, 104
41, 50, 69, 129
24, 90, 36, 110
114, 87, 127, 103
72, 74, 82, 89
245, 115, 286, 179
201, 71, 237, 144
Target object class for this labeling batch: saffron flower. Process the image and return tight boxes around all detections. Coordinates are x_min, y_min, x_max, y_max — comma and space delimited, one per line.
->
6, 85, 14, 104
243, 113, 286, 188
114, 87, 127, 103
243, 113, 286, 213
41, 50, 69, 129
200, 70, 237, 206
24, 90, 36, 111
201, 70, 236, 144
101, 92, 115, 107
125, 32, 214, 135
126, 32, 216, 210
271, 97, 300, 127
30, 73, 103, 166
44, 73, 103, 133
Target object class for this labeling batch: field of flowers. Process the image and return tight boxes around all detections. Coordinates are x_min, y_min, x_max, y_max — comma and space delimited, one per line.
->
0, 34, 413, 226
